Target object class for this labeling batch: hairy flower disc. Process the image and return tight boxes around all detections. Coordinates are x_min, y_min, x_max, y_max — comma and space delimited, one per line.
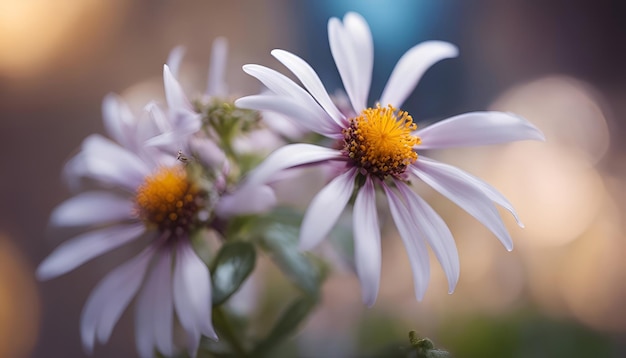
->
135, 166, 202, 235
343, 104, 421, 179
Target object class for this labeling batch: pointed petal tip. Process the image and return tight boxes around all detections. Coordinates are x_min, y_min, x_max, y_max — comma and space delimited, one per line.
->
343, 11, 367, 24
233, 97, 248, 108
207, 331, 219, 341
297, 237, 314, 252
446, 42, 460, 57
213, 36, 227, 45
416, 293, 425, 302
363, 297, 376, 308
241, 64, 254, 73
269, 48, 282, 56
82, 344, 94, 356
506, 112, 547, 142
447, 280, 458, 295
35, 265, 50, 282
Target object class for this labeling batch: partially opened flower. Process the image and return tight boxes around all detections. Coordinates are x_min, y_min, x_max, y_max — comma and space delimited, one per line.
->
37, 75, 274, 357
235, 12, 545, 306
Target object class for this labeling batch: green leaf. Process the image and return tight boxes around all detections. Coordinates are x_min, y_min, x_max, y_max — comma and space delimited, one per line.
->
211, 241, 256, 306
252, 295, 318, 357
260, 222, 322, 295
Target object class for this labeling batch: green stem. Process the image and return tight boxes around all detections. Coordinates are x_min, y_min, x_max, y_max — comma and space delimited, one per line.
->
213, 306, 248, 357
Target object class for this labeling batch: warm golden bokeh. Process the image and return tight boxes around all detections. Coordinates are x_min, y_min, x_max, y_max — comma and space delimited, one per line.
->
0, 0, 127, 78
0, 234, 40, 358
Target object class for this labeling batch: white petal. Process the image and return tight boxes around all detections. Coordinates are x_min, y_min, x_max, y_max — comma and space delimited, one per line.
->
62, 152, 88, 190
164, 64, 192, 111
102, 93, 135, 149
167, 46, 186, 78
242, 64, 322, 109
216, 184, 276, 218
145, 102, 171, 133
206, 37, 228, 97
152, 250, 175, 356
173, 242, 217, 357
300, 168, 357, 251
135, 249, 174, 358
241, 143, 345, 188
328, 13, 373, 112
352, 178, 381, 306
412, 159, 514, 250
145, 109, 201, 150
235, 95, 341, 138
421, 156, 523, 227
135, 267, 156, 358
382, 184, 430, 301
271, 49, 346, 126
135, 106, 163, 144
395, 181, 459, 293
50, 192, 134, 227
261, 110, 308, 139
37, 224, 146, 281
415, 112, 546, 149
80, 134, 151, 191
80, 247, 155, 353
380, 41, 458, 108
241, 64, 341, 133
189, 136, 226, 168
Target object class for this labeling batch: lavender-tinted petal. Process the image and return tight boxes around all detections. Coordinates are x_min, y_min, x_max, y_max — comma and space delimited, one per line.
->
382, 184, 431, 301
173, 242, 217, 357
50, 192, 134, 227
216, 184, 276, 218
380, 41, 458, 109
411, 160, 514, 250
163, 64, 193, 111
415, 112, 545, 149
353, 178, 381, 306
145, 102, 171, 133
241, 65, 341, 133
328, 13, 372, 113
102, 93, 134, 149
206, 37, 228, 97
189, 136, 226, 168
300, 168, 357, 251
396, 181, 459, 293
166, 46, 186, 78
80, 134, 150, 191
80, 246, 155, 352
236, 95, 342, 138
37, 224, 146, 281
420, 156, 524, 227
145, 109, 201, 151
271, 49, 346, 126
135, 249, 174, 358
241, 143, 345, 188
152, 250, 175, 355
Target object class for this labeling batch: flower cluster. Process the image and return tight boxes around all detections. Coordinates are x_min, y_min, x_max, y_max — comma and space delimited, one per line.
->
38, 12, 544, 358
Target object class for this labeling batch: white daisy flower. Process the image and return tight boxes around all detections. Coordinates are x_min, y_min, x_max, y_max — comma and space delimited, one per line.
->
37, 71, 275, 357
235, 12, 545, 306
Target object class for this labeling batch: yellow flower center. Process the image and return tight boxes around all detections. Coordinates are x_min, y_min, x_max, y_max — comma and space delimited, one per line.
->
135, 166, 201, 235
343, 104, 421, 179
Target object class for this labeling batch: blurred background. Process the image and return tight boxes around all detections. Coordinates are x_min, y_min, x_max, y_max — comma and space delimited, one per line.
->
2, 0, 626, 357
